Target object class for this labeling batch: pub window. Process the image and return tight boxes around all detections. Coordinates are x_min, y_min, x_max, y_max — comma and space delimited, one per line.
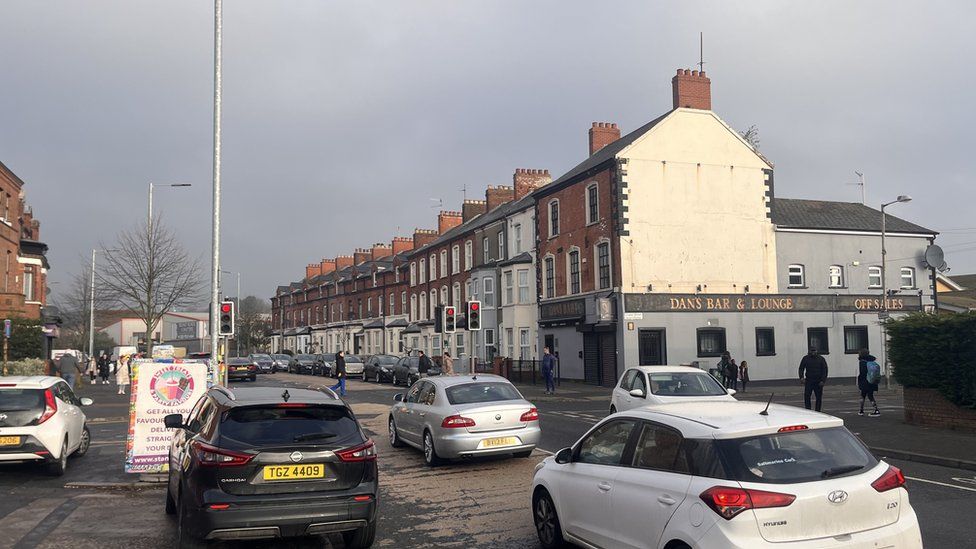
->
596, 242, 611, 290
755, 327, 775, 356
697, 328, 726, 358
844, 325, 869, 354
868, 266, 882, 288
807, 327, 829, 355
548, 199, 560, 237
828, 265, 844, 288
788, 264, 805, 287
568, 249, 581, 295
544, 256, 555, 299
586, 183, 599, 225
900, 267, 916, 289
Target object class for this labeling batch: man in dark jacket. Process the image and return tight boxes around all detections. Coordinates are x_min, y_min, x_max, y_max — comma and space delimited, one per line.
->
418, 351, 433, 378
541, 347, 557, 395
329, 351, 347, 397
857, 349, 881, 417
798, 347, 829, 411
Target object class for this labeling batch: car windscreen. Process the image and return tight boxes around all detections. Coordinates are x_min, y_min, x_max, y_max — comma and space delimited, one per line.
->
272, 355, 289, 360
648, 372, 727, 396
296, 354, 315, 361
377, 356, 398, 365
227, 359, 250, 365
219, 405, 363, 448
445, 382, 522, 405
320, 354, 335, 361
251, 354, 271, 360
345, 356, 362, 363
715, 426, 878, 484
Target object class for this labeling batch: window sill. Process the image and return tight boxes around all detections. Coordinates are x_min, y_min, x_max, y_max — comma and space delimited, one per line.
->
756, 352, 777, 357
868, 286, 882, 290
787, 286, 808, 289
697, 353, 724, 358
828, 286, 848, 290
844, 350, 861, 354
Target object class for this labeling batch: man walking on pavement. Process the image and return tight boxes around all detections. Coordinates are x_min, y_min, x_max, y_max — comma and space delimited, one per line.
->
542, 346, 557, 395
442, 351, 454, 375
58, 352, 83, 389
329, 351, 347, 396
798, 346, 829, 411
418, 350, 432, 379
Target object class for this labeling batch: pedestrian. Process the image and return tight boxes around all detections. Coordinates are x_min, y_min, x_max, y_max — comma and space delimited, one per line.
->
87, 354, 98, 384
418, 350, 433, 379
442, 351, 455, 375
738, 360, 749, 393
798, 346, 829, 411
98, 352, 111, 384
58, 352, 82, 389
116, 355, 131, 395
717, 352, 737, 390
857, 349, 881, 417
329, 351, 347, 396
541, 346, 557, 395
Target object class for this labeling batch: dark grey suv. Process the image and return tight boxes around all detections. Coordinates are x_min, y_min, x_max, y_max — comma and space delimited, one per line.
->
164, 386, 377, 548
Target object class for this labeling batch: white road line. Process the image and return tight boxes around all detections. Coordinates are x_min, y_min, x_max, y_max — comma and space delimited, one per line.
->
906, 476, 976, 493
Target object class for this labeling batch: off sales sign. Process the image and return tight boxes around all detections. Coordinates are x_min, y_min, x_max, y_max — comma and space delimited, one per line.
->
125, 360, 208, 474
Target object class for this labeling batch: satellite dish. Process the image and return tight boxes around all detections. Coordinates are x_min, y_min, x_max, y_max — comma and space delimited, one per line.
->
922, 245, 945, 269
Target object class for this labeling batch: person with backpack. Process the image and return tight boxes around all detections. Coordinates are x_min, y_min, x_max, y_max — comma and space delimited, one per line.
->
858, 349, 881, 417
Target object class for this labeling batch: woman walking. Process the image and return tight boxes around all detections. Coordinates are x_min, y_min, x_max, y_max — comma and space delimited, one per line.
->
116, 354, 131, 396
329, 351, 347, 397
88, 355, 98, 384
738, 361, 750, 393
857, 349, 881, 417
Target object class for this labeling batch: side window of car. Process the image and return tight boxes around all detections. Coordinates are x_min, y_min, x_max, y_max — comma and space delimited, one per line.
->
681, 438, 726, 479
51, 382, 71, 405
418, 383, 436, 406
197, 400, 220, 438
631, 373, 647, 396
632, 422, 686, 473
619, 370, 637, 391
577, 420, 637, 466
406, 383, 424, 403
188, 398, 214, 433
185, 395, 208, 430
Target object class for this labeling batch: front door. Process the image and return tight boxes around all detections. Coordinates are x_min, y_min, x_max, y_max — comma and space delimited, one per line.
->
638, 329, 666, 365
584, 332, 618, 387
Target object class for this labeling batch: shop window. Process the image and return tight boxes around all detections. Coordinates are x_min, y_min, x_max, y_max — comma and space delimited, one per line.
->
696, 328, 726, 358
807, 327, 829, 355
755, 327, 775, 356
844, 326, 868, 354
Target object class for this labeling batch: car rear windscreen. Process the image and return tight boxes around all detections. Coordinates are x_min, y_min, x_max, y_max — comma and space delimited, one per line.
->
219, 405, 363, 448
446, 382, 522, 405
716, 426, 878, 484
0, 389, 44, 427
649, 372, 727, 396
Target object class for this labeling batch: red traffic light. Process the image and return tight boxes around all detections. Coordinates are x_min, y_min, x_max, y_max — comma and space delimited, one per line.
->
220, 303, 232, 313
470, 303, 479, 311
445, 307, 455, 315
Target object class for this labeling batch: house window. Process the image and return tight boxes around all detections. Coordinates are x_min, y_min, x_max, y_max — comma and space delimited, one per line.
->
367, 297, 373, 316
519, 328, 530, 359
548, 200, 560, 237
452, 245, 460, 274
419, 259, 426, 284
395, 268, 400, 283
440, 286, 448, 308
596, 242, 611, 290
514, 224, 522, 253
456, 333, 465, 358
807, 327, 829, 355
788, 264, 805, 287
401, 291, 407, 314
430, 290, 437, 318
432, 335, 441, 356
568, 249, 581, 295
471, 278, 480, 300
844, 326, 869, 354
410, 294, 417, 320
544, 256, 555, 299
900, 267, 916, 289
440, 250, 447, 278
696, 328, 726, 358
453, 282, 461, 310
372, 271, 377, 287
484, 328, 495, 357
483, 237, 490, 263
586, 183, 599, 224
504, 270, 514, 305
430, 254, 437, 281
868, 266, 882, 288
756, 327, 775, 356
518, 269, 530, 303
506, 328, 514, 358
410, 262, 416, 286
419, 293, 427, 321
498, 236, 505, 260
828, 265, 844, 288
388, 293, 394, 315
464, 241, 473, 270
483, 276, 495, 307
23, 266, 34, 301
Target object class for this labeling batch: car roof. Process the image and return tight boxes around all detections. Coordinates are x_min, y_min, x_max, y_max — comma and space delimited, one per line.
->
0, 376, 62, 388
622, 400, 843, 439
211, 386, 342, 406
625, 365, 713, 375
424, 374, 513, 388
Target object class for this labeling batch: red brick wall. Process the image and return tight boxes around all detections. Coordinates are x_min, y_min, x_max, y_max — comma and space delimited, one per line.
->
672, 69, 711, 110
904, 387, 976, 433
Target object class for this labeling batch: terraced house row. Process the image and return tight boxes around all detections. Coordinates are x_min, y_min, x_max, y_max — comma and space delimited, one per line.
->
270, 68, 939, 383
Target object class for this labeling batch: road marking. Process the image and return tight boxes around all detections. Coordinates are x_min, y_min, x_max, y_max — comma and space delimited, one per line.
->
951, 477, 976, 486
906, 476, 976, 493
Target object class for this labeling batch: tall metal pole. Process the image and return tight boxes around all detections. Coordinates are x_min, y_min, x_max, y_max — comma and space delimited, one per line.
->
236, 272, 240, 357
881, 203, 889, 389
88, 249, 97, 360
147, 182, 154, 232
209, 0, 223, 384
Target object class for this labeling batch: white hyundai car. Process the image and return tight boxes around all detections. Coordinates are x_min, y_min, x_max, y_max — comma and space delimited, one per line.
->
532, 401, 921, 549
610, 366, 736, 414
0, 376, 93, 476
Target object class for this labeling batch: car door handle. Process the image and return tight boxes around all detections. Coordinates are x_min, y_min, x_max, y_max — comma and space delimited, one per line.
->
597, 482, 612, 492
658, 495, 677, 506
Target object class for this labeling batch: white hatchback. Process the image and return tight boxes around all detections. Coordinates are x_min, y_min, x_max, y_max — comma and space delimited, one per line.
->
0, 376, 93, 476
610, 366, 735, 414
532, 401, 921, 549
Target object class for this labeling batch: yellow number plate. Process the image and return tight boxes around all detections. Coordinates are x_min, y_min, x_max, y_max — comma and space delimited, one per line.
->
481, 437, 518, 449
0, 436, 21, 446
262, 464, 325, 481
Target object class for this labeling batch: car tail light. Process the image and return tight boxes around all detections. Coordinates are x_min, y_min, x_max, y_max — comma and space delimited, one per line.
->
872, 465, 906, 493
37, 388, 58, 425
208, 504, 231, 510
353, 495, 372, 502
336, 440, 377, 462
191, 441, 253, 467
520, 408, 539, 422
441, 415, 476, 428
777, 425, 808, 433
700, 486, 796, 520
277, 403, 309, 408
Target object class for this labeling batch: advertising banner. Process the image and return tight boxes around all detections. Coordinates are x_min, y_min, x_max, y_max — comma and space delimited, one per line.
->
125, 359, 209, 474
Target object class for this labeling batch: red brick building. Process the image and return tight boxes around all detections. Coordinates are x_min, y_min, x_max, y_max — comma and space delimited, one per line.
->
0, 160, 49, 321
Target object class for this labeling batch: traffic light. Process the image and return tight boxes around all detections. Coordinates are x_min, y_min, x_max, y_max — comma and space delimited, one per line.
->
434, 305, 443, 334
443, 305, 457, 333
218, 300, 235, 337
467, 301, 481, 331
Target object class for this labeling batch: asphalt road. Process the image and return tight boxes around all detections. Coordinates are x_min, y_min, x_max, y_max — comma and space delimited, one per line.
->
0, 372, 973, 548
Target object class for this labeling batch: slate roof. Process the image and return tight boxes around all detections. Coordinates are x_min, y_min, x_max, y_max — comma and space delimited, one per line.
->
938, 290, 976, 311
948, 274, 976, 290
770, 198, 935, 234
498, 251, 533, 267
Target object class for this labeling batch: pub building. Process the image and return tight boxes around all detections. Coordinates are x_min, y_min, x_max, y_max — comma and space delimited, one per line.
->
534, 69, 937, 384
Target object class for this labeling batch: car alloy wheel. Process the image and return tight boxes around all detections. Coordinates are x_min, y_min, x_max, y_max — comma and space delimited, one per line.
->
375, 372, 381, 383
534, 492, 564, 549
423, 431, 441, 466
389, 417, 403, 448
75, 426, 91, 457
363, 371, 368, 382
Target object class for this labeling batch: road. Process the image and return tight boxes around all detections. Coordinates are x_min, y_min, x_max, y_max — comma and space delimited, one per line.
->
0, 372, 973, 547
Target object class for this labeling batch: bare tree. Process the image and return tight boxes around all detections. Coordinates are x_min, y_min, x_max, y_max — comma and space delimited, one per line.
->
233, 296, 271, 355
98, 217, 202, 356
50, 261, 115, 354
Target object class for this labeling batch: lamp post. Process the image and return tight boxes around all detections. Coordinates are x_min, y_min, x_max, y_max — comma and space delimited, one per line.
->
148, 182, 192, 230
221, 269, 240, 356
88, 248, 118, 361
880, 194, 912, 389
209, 0, 224, 384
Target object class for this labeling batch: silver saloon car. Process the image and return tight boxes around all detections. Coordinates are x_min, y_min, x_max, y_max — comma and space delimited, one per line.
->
388, 374, 541, 466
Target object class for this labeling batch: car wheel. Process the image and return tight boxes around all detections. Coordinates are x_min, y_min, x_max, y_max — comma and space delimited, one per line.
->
389, 417, 404, 448
423, 431, 442, 467
375, 372, 381, 384
165, 484, 177, 516
513, 450, 533, 458
533, 489, 566, 549
363, 371, 368, 382
73, 426, 91, 457
177, 489, 205, 549
342, 519, 377, 549
47, 438, 68, 476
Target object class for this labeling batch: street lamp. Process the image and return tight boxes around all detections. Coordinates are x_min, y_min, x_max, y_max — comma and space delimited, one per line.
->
89, 248, 119, 361
148, 182, 192, 230
220, 269, 240, 356
880, 194, 912, 389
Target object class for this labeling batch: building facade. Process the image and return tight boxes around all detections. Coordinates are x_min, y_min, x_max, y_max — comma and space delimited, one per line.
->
0, 161, 49, 321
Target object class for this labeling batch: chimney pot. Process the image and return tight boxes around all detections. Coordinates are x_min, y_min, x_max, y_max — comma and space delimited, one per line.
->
588, 121, 622, 155
513, 167, 552, 200
672, 67, 712, 110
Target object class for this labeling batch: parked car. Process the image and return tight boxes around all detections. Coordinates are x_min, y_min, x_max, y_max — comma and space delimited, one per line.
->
363, 355, 398, 383
164, 385, 377, 548
226, 358, 257, 382
531, 400, 922, 549
317, 353, 336, 377
391, 356, 441, 387
344, 355, 365, 377
388, 374, 539, 467
610, 365, 736, 414
271, 354, 293, 373
293, 354, 321, 375
0, 376, 93, 476
248, 353, 275, 374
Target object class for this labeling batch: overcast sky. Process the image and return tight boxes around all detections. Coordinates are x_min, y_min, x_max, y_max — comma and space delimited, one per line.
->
2, 1, 974, 305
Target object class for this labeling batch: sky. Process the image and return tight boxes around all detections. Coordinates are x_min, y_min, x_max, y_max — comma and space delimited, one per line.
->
1, 1, 974, 306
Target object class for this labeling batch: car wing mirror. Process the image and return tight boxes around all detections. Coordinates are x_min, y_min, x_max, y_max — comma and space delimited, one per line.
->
554, 447, 573, 464
79, 397, 94, 406
727, 388, 737, 396
629, 388, 645, 398
164, 413, 186, 430
393, 393, 404, 402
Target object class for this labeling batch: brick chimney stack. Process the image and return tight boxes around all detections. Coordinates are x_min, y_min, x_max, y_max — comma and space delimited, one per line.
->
588, 123, 620, 156
371, 243, 392, 260
413, 229, 438, 249
485, 185, 515, 211
306, 264, 322, 280
392, 236, 414, 255
437, 210, 463, 235
320, 259, 336, 274
353, 248, 371, 265
462, 199, 487, 222
513, 168, 551, 199
335, 255, 354, 270
672, 69, 711, 110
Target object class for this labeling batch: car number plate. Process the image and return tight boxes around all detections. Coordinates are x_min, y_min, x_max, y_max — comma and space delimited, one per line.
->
481, 436, 518, 448
0, 436, 21, 446
262, 464, 325, 481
